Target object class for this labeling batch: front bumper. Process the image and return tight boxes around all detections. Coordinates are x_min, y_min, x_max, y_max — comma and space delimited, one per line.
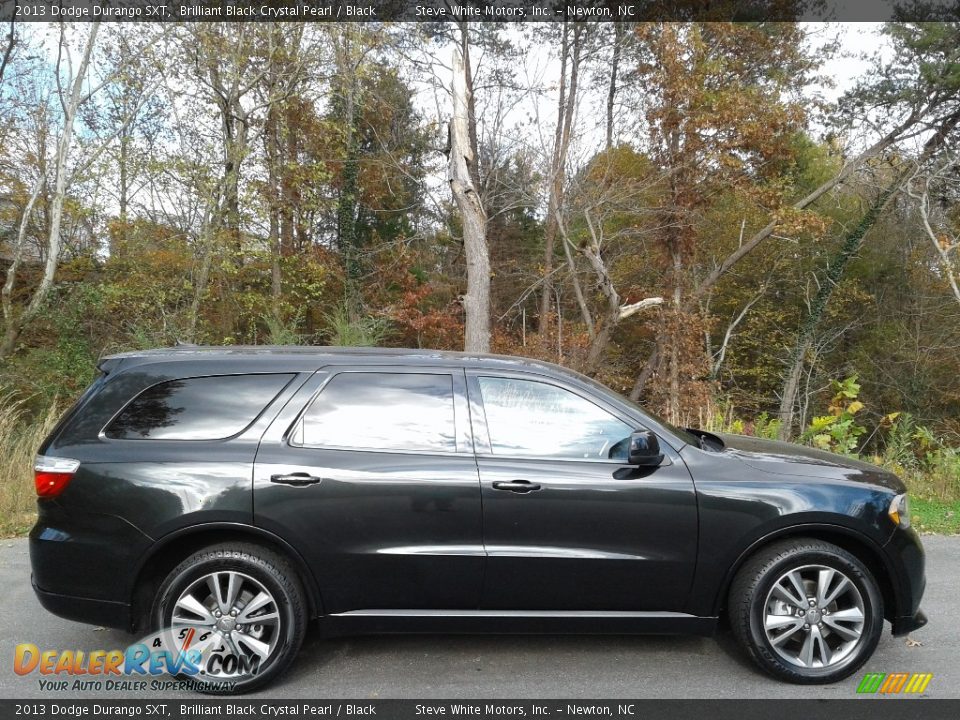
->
883, 524, 927, 635
892, 609, 928, 637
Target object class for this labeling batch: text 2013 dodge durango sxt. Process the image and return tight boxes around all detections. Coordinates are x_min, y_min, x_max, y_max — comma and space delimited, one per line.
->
30, 346, 926, 693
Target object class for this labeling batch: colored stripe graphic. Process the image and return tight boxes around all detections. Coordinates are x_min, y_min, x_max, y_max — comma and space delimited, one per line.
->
857, 673, 885, 693
880, 673, 909, 693
857, 672, 932, 694
905, 673, 933, 694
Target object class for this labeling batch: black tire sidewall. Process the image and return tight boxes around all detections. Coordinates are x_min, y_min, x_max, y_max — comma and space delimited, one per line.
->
153, 546, 305, 694
747, 546, 883, 682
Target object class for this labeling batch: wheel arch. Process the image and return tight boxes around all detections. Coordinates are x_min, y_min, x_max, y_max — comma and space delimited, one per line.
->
129, 523, 323, 633
713, 523, 900, 623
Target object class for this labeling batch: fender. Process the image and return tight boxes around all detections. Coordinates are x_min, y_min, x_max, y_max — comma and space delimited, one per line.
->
131, 521, 325, 620
710, 521, 900, 617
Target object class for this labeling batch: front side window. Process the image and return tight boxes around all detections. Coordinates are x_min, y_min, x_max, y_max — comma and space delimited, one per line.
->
105, 374, 294, 440
478, 376, 633, 461
294, 372, 456, 453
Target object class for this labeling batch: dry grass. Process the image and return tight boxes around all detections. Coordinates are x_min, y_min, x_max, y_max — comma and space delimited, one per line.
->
0, 398, 60, 537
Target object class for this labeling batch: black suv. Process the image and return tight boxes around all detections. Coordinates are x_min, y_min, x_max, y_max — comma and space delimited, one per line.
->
31, 347, 926, 693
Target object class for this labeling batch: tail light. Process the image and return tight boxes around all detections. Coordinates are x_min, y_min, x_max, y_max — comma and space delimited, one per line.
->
34, 456, 80, 498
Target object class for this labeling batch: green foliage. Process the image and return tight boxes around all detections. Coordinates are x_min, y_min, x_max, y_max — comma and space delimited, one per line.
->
698, 403, 781, 440
323, 303, 392, 347
1, 286, 101, 410
262, 312, 305, 346
0, 399, 60, 537
801, 375, 867, 455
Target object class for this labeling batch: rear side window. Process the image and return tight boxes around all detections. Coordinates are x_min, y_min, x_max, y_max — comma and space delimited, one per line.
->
105, 374, 294, 440
292, 372, 456, 452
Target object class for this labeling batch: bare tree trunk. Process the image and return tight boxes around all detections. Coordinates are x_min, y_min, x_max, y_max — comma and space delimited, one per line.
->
449, 46, 489, 353
539, 23, 581, 330
579, 210, 662, 374
2, 176, 42, 330
0, 9, 14, 89
605, 24, 624, 151
0, 23, 99, 358
264, 97, 283, 316
907, 159, 960, 307
630, 342, 662, 401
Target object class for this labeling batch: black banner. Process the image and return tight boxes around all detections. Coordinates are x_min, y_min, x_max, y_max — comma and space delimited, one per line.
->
2, 0, 960, 23
1, 700, 960, 720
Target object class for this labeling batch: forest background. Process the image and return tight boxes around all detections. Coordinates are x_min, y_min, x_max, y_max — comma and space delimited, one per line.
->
2, 19, 960, 534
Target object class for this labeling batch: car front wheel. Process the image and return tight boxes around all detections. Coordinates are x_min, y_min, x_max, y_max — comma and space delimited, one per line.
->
728, 538, 884, 683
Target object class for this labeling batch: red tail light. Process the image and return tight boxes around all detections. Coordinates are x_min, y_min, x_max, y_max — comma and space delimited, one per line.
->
34, 456, 80, 498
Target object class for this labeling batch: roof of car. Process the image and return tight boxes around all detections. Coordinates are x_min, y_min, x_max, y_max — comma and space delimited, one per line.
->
101, 345, 578, 376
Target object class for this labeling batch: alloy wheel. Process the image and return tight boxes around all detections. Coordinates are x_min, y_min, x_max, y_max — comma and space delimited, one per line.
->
762, 564, 866, 669
170, 570, 282, 679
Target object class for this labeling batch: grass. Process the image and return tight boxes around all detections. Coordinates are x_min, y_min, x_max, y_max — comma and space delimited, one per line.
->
911, 498, 960, 535
0, 399, 59, 537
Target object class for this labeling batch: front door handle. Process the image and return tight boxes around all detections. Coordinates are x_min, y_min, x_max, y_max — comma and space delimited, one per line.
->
492, 480, 542, 494
270, 473, 323, 487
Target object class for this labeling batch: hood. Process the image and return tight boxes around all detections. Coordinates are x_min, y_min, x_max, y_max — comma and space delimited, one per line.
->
709, 432, 906, 493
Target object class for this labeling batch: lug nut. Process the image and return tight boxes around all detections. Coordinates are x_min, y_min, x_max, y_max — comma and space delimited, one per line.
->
809, 600, 816, 606
215, 611, 221, 617
804, 623, 810, 629
231, 610, 237, 616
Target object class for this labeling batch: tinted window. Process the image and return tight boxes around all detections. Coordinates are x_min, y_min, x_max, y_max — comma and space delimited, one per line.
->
105, 374, 294, 440
295, 372, 456, 452
478, 376, 633, 460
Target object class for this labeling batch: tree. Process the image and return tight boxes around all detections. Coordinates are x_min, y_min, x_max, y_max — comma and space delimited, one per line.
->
449, 35, 489, 353
538, 22, 585, 332
776, 21, 960, 438
626, 23, 818, 421
1, 23, 101, 357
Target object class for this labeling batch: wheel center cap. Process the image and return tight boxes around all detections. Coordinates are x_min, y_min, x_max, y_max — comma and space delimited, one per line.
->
216, 616, 236, 632
806, 608, 822, 624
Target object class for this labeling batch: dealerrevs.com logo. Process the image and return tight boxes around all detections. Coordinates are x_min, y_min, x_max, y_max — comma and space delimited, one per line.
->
856, 672, 934, 694
13, 626, 261, 692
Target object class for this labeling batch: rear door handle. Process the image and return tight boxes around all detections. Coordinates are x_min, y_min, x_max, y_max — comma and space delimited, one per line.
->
492, 480, 542, 494
270, 473, 323, 487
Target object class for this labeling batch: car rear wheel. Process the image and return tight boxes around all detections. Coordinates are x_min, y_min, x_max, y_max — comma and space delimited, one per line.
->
728, 538, 884, 683
152, 542, 307, 694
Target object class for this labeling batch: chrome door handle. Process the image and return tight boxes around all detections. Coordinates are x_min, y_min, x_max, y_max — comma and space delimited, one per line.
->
270, 473, 323, 487
492, 480, 542, 494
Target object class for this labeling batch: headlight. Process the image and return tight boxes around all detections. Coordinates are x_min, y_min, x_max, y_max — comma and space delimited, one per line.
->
888, 493, 911, 529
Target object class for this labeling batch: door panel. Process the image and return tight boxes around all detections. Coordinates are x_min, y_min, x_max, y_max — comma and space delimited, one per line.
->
254, 368, 484, 613
469, 372, 698, 611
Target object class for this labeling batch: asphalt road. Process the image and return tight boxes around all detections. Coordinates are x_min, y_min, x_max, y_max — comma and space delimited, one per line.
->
0, 536, 956, 699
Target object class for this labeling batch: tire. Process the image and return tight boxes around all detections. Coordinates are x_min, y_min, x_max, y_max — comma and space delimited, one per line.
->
728, 538, 884, 684
152, 542, 307, 694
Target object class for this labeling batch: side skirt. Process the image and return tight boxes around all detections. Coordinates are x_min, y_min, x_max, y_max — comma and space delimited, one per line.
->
318, 609, 717, 638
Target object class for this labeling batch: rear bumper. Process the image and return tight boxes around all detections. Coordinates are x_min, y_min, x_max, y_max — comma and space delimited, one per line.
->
32, 577, 132, 632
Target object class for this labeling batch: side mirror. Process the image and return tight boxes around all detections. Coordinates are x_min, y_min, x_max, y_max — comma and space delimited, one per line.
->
628, 430, 664, 467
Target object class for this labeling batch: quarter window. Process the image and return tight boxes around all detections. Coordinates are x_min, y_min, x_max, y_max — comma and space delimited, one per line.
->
477, 376, 633, 461
294, 372, 456, 453
105, 374, 294, 440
